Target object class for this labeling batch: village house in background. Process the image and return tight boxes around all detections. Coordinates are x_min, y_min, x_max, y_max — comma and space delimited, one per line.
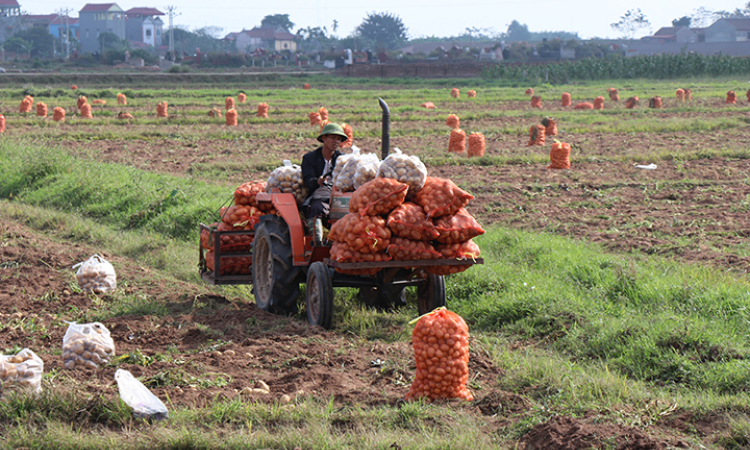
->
78, 3, 125, 53
224, 26, 297, 54
124, 7, 163, 48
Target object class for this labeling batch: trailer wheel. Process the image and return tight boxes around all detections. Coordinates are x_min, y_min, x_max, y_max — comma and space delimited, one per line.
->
252, 215, 301, 315
417, 272, 446, 315
306, 261, 333, 329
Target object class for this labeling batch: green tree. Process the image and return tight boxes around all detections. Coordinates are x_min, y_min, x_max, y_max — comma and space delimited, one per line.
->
98, 31, 127, 52
261, 14, 294, 31
172, 26, 230, 55
2, 36, 32, 57
506, 20, 531, 41
10, 27, 54, 58
672, 16, 691, 27
355, 12, 407, 50
611, 9, 651, 39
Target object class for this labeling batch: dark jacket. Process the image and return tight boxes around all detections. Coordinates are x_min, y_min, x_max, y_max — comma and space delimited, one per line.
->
301, 146, 341, 195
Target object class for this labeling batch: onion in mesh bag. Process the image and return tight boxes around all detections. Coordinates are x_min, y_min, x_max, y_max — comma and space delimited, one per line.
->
266, 160, 309, 204
377, 147, 427, 193
332, 146, 360, 192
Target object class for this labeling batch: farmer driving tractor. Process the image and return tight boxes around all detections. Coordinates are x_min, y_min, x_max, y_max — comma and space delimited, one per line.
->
301, 122, 347, 229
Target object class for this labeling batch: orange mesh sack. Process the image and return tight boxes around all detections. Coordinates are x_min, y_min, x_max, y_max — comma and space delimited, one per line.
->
238, 92, 247, 103
649, 96, 663, 109
387, 202, 440, 241
448, 129, 466, 154
340, 123, 353, 148
676, 89, 685, 102
548, 141, 571, 170
328, 213, 391, 254
77, 96, 87, 109
225, 96, 235, 110
200, 222, 219, 250
405, 308, 473, 402
0, 114, 5, 132
118, 112, 134, 120
726, 91, 737, 104
226, 108, 238, 126
414, 177, 474, 218
387, 237, 441, 261
625, 96, 639, 109
52, 107, 65, 122
329, 241, 390, 276
220, 205, 261, 229
234, 180, 267, 207
36, 102, 47, 118
156, 102, 168, 118
318, 106, 328, 121
450, 88, 460, 99
19, 96, 33, 113
79, 103, 93, 119
209, 107, 222, 118
303, 83, 311, 90
530, 95, 542, 108
544, 117, 562, 137
607, 88, 619, 102
349, 177, 408, 216
117, 93, 127, 105
593, 96, 604, 110
427, 240, 481, 275
421, 102, 436, 109
574, 102, 594, 110
433, 208, 485, 244
525, 88, 534, 96
257, 103, 269, 118
528, 124, 545, 146
747, 89, 750, 102
92, 99, 106, 105
216, 221, 254, 252
561, 92, 572, 107
309, 111, 321, 126
204, 250, 251, 275
446, 114, 459, 129
684, 89, 693, 100
467, 133, 485, 158
467, 90, 476, 98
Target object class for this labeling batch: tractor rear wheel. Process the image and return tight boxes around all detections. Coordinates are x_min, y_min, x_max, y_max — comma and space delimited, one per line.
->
306, 261, 333, 329
416, 271, 446, 315
252, 215, 301, 315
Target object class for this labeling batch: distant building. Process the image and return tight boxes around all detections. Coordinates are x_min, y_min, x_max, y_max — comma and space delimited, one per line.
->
226, 26, 297, 53
0, 0, 22, 42
125, 7, 163, 47
705, 17, 750, 42
78, 3, 125, 54
643, 26, 697, 44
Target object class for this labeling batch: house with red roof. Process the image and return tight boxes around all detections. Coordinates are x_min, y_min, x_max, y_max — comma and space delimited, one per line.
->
0, 0, 22, 42
78, 3, 125, 53
125, 7, 163, 47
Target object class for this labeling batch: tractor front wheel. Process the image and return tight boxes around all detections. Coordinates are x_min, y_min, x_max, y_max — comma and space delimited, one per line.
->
416, 271, 446, 315
306, 261, 333, 329
252, 215, 301, 315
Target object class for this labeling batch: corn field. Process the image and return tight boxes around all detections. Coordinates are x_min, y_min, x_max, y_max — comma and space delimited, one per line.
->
481, 54, 750, 83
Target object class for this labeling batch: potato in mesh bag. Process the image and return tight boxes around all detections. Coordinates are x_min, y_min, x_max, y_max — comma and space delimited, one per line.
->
328, 213, 391, 254
73, 254, 116, 294
414, 177, 474, 218
266, 160, 309, 205
62, 322, 115, 370
330, 241, 390, 276
349, 177, 408, 216
0, 348, 44, 393
377, 148, 427, 193
332, 146, 360, 192
352, 152, 381, 189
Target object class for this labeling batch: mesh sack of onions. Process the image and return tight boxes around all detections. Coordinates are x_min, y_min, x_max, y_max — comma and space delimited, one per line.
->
205, 251, 251, 275
329, 241, 390, 276
386, 237, 441, 261
467, 133, 485, 158
349, 177, 408, 216
433, 208, 485, 244
528, 124, 545, 146
426, 239, 481, 275
448, 129, 466, 154
387, 202, 440, 241
413, 177, 474, 218
328, 213, 391, 254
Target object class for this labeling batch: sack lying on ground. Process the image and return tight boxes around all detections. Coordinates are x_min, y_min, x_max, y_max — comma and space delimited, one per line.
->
73, 254, 116, 294
0, 348, 44, 393
62, 322, 115, 370
115, 369, 169, 421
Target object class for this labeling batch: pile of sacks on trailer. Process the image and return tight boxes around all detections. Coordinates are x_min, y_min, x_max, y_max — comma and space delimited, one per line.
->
328, 148, 484, 276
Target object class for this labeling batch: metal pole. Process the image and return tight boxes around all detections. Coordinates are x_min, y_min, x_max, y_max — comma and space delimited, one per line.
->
378, 98, 390, 160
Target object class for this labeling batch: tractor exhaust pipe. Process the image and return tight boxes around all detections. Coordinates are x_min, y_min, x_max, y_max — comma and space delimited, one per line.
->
378, 98, 390, 160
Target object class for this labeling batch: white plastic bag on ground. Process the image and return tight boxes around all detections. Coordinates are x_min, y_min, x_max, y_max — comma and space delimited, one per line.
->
0, 348, 44, 394
73, 254, 116, 294
266, 159, 308, 204
377, 147, 428, 193
115, 369, 169, 421
62, 322, 116, 370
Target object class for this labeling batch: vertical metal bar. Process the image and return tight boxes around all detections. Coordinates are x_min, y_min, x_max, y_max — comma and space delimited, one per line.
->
378, 98, 390, 160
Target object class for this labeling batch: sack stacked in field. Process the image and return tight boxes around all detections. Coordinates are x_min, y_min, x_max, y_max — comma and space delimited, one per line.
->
329, 241, 391, 276
62, 322, 115, 370
352, 152, 381, 189
387, 202, 440, 241
413, 177, 474, 218
377, 148, 427, 194
205, 251, 252, 275
328, 213, 391, 254
73, 254, 116, 294
405, 308, 473, 402
266, 160, 308, 205
0, 348, 44, 393
428, 240, 481, 275
386, 237, 441, 261
332, 146, 360, 192
433, 208, 485, 244
349, 177, 408, 216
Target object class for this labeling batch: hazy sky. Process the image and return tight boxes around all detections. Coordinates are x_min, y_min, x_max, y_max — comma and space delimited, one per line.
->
29, 1, 748, 41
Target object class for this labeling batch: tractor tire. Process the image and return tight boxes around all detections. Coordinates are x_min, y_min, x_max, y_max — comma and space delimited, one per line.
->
252, 215, 301, 315
306, 261, 334, 329
417, 271, 446, 315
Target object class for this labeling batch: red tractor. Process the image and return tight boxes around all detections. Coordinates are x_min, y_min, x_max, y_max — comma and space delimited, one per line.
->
200, 99, 482, 329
